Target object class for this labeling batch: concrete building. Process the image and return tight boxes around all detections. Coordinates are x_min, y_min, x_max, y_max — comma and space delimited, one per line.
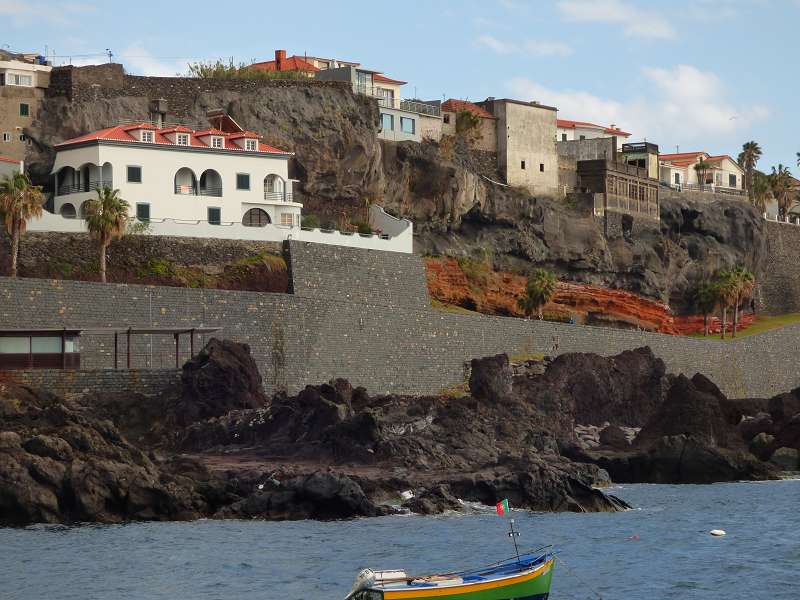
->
50, 120, 301, 228
659, 151, 745, 195
479, 98, 559, 195
315, 65, 442, 143
441, 99, 497, 152
0, 155, 23, 179
620, 142, 660, 181
556, 119, 631, 148
0, 50, 52, 162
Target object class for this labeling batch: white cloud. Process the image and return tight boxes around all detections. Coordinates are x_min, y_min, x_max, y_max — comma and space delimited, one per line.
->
507, 64, 769, 148
476, 34, 517, 55
119, 45, 185, 77
0, 1, 93, 27
477, 35, 573, 58
557, 0, 676, 40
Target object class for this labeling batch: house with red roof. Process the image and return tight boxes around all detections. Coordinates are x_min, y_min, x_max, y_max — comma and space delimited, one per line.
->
0, 155, 23, 178
249, 50, 359, 76
556, 119, 631, 148
441, 99, 497, 152
659, 151, 744, 195
49, 115, 302, 229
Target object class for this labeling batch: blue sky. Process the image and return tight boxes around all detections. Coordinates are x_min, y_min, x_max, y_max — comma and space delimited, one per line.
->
3, 0, 798, 170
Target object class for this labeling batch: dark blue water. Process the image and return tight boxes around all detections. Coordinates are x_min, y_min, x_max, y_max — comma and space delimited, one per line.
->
2, 480, 798, 600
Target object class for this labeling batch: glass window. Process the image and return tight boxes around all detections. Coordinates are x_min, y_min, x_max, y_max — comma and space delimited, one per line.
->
400, 117, 415, 134
0, 73, 4, 85
243, 208, 270, 227
141, 130, 154, 143
381, 113, 394, 131
280, 213, 293, 225
176, 133, 189, 146
208, 207, 221, 225
64, 337, 78, 353
0, 337, 30, 353
579, 135, 586, 141
443, 114, 450, 124
31, 337, 61, 353
9, 74, 32, 86
19, 103, 29, 117
521, 160, 526, 170
236, 173, 250, 190
245, 139, 257, 151
136, 203, 150, 222
729, 174, 737, 187
2, 132, 10, 142
540, 163, 545, 172
561, 133, 567, 141
127, 165, 142, 183
212, 137, 223, 148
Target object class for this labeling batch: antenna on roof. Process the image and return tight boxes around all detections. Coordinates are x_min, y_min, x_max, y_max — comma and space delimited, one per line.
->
105, 48, 113, 63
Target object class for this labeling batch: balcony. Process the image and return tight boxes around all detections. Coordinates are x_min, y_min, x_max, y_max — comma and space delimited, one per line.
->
352, 84, 441, 117
263, 190, 294, 203
57, 180, 112, 196
660, 182, 746, 197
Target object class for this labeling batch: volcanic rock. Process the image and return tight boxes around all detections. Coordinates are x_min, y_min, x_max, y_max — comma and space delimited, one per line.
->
469, 354, 512, 401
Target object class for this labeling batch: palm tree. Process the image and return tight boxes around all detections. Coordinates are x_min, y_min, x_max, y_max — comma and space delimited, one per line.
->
729, 266, 755, 338
769, 164, 794, 220
0, 172, 45, 278
694, 159, 711, 190
738, 141, 762, 202
84, 186, 130, 283
517, 268, 558, 319
715, 270, 738, 340
695, 280, 720, 336
751, 171, 772, 214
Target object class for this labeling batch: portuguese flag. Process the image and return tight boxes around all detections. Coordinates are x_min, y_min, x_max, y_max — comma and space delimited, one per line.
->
496, 498, 510, 516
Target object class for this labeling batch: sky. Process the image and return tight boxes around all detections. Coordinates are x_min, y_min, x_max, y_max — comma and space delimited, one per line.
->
3, 0, 798, 170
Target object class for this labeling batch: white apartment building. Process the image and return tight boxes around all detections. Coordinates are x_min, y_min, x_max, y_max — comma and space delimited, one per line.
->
51, 122, 302, 228
659, 151, 744, 195
556, 119, 631, 148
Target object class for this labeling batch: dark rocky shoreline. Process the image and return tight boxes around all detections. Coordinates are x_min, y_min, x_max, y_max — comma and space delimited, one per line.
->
1, 339, 798, 526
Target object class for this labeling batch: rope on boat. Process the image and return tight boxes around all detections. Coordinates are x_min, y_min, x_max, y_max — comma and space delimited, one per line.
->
556, 556, 606, 600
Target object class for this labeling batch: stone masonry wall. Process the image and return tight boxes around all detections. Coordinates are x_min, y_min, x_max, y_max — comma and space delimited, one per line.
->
2, 240, 800, 399
758, 221, 800, 315
0, 368, 180, 400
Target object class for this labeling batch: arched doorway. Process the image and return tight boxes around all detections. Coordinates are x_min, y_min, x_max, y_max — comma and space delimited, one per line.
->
199, 169, 223, 197
174, 167, 197, 195
263, 174, 285, 201
242, 208, 270, 227
60, 203, 77, 219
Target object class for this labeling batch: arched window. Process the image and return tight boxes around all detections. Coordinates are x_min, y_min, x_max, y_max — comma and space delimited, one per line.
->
174, 167, 197, 195
199, 169, 223, 197
242, 208, 270, 227
60, 203, 76, 219
263, 174, 285, 201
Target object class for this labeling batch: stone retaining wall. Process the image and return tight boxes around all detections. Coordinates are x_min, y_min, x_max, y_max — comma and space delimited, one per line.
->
0, 368, 180, 400
758, 221, 800, 315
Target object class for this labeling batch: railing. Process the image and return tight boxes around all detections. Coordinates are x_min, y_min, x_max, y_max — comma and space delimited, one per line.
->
263, 190, 293, 203
57, 180, 112, 196
199, 186, 222, 197
661, 182, 746, 197
352, 84, 441, 117
174, 184, 197, 195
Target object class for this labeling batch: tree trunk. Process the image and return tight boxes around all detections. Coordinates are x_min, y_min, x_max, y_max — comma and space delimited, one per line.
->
703, 313, 708, 336
99, 241, 108, 283
9, 218, 19, 278
721, 306, 727, 340
733, 301, 739, 337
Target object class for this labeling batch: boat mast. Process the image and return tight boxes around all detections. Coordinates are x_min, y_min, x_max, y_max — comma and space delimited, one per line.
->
508, 518, 522, 566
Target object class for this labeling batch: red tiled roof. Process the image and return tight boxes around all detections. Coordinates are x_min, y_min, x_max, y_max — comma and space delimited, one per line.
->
159, 125, 193, 134
0, 156, 22, 165
442, 99, 495, 119
659, 151, 706, 161
55, 125, 292, 155
249, 56, 320, 73
557, 119, 631, 137
373, 73, 407, 85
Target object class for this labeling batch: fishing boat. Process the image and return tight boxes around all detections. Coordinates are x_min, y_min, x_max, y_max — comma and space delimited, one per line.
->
344, 549, 556, 600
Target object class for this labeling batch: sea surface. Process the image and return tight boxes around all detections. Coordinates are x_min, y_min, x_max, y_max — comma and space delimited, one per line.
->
2, 479, 799, 600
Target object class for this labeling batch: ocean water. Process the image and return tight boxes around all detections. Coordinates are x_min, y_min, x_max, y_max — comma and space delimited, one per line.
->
2, 480, 798, 600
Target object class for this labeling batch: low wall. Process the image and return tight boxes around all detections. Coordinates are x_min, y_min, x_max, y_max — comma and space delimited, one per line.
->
759, 220, 800, 315
0, 368, 180, 400
25, 206, 413, 254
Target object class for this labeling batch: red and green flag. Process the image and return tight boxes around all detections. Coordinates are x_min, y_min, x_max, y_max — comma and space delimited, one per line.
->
495, 498, 510, 516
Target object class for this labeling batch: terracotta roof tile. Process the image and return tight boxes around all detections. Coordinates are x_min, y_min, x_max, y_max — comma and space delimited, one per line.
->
373, 73, 407, 85
0, 156, 22, 165
557, 119, 631, 137
442, 99, 495, 119
249, 56, 320, 73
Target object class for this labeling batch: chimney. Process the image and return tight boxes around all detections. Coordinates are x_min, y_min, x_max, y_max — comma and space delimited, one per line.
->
275, 49, 286, 70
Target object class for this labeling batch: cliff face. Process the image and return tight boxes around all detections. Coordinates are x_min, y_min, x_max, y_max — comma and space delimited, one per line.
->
27, 71, 767, 311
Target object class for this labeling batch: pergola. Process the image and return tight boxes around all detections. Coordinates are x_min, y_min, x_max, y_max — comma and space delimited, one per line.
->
0, 326, 221, 370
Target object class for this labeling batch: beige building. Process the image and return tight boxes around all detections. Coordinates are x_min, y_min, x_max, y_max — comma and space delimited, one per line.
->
479, 98, 559, 194
441, 99, 497, 152
0, 51, 51, 162
659, 151, 744, 195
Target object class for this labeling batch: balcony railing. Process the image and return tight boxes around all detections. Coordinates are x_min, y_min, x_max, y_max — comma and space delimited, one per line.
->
200, 186, 222, 197
174, 184, 197, 195
263, 190, 293, 203
660, 182, 746, 197
57, 180, 112, 196
353, 84, 441, 117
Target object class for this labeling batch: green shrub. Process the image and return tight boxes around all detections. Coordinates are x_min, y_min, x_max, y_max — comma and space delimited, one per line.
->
146, 257, 172, 276
353, 221, 372, 235
301, 214, 320, 229
187, 58, 306, 80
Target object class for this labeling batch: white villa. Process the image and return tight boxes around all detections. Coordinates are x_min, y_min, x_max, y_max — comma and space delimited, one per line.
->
0, 155, 22, 178
556, 119, 631, 147
51, 121, 301, 228
659, 152, 744, 195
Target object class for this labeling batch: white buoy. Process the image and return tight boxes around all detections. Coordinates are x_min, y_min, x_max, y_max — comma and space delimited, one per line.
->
709, 529, 726, 536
